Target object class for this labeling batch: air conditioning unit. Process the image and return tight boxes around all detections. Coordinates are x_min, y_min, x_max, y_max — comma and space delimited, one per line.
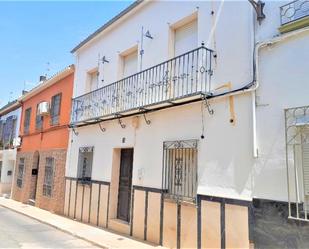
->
13, 137, 21, 148
37, 101, 50, 115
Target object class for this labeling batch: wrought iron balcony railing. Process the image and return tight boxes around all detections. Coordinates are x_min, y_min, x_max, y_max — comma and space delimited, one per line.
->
71, 46, 214, 125
280, 0, 309, 25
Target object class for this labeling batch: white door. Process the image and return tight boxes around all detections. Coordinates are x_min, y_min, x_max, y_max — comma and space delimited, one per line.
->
174, 20, 198, 56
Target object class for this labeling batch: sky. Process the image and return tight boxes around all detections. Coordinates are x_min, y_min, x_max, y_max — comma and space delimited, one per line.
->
0, 1, 133, 107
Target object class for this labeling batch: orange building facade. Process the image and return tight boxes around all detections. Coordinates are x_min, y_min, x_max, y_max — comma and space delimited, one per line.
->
11, 66, 74, 214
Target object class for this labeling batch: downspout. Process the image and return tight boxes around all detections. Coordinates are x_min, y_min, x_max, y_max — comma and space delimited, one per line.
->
209, 25, 309, 158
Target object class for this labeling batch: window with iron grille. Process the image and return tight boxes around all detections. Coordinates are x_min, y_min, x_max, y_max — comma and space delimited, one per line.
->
24, 108, 31, 134
17, 158, 25, 188
2, 115, 17, 148
36, 105, 43, 131
162, 140, 198, 203
50, 93, 62, 125
77, 147, 93, 182
43, 157, 54, 197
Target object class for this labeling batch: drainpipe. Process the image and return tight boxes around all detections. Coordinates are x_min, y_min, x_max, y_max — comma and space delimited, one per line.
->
210, 25, 309, 158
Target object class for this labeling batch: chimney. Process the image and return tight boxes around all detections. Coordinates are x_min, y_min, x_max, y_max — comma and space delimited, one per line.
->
22, 90, 28, 95
39, 75, 47, 82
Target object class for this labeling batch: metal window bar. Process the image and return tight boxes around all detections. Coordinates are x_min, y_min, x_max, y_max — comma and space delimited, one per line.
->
280, 0, 309, 25
77, 147, 93, 183
162, 140, 198, 203
285, 105, 309, 221
71, 46, 213, 124
17, 158, 25, 188
43, 157, 54, 197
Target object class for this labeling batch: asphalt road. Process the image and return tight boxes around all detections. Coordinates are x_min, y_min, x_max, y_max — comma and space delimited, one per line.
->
0, 206, 100, 248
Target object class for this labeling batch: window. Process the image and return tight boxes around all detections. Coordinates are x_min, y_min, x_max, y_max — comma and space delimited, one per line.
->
285, 106, 309, 221
174, 19, 198, 56
162, 140, 198, 202
50, 93, 62, 125
77, 147, 93, 182
2, 115, 17, 148
122, 49, 138, 78
35, 105, 43, 131
24, 108, 31, 134
17, 158, 25, 188
43, 157, 54, 197
87, 70, 99, 92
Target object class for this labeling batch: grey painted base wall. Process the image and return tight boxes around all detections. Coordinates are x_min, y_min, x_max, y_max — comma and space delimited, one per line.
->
252, 199, 309, 249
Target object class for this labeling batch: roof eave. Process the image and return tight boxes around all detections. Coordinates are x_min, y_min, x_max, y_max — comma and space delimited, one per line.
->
18, 65, 75, 103
0, 101, 21, 117
71, 0, 144, 54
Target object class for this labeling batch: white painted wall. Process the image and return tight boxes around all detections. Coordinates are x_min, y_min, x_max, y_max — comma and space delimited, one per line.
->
67, 94, 254, 200
254, 31, 309, 202
68, 0, 309, 202
0, 107, 21, 142
73, 1, 253, 98
0, 106, 21, 187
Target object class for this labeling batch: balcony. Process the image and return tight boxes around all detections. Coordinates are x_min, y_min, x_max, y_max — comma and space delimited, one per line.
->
279, 0, 309, 33
71, 46, 214, 126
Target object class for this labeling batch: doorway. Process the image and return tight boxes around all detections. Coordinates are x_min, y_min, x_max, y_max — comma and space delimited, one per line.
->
30, 151, 40, 202
117, 148, 134, 222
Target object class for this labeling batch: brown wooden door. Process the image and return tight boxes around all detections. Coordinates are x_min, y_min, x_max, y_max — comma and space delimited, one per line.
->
117, 148, 134, 222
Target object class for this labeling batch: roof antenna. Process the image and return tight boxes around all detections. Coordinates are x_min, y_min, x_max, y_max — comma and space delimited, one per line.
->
46, 62, 50, 78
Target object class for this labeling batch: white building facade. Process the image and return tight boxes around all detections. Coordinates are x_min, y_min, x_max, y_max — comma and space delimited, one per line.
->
65, 1, 309, 248
0, 101, 21, 196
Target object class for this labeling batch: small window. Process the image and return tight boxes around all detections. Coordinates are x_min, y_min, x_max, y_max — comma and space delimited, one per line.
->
77, 147, 93, 182
17, 158, 25, 188
87, 70, 99, 92
43, 157, 54, 197
174, 19, 198, 56
24, 108, 31, 134
122, 49, 138, 78
50, 93, 62, 125
35, 105, 43, 131
162, 140, 198, 202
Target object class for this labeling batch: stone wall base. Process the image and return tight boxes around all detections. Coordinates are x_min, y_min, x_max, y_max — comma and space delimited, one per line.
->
11, 149, 66, 214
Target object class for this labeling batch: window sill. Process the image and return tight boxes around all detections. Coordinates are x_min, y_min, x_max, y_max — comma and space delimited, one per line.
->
279, 16, 309, 33
164, 194, 196, 206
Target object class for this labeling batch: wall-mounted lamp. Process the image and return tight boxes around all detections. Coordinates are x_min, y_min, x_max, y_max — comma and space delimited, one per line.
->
101, 56, 109, 64
144, 30, 153, 39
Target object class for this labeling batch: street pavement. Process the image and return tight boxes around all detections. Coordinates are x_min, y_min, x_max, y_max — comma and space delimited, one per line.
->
0, 206, 99, 248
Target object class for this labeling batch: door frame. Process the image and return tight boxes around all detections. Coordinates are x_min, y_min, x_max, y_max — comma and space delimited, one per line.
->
116, 148, 134, 222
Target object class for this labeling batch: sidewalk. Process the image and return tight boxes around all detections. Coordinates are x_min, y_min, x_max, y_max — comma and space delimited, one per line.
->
0, 197, 165, 249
